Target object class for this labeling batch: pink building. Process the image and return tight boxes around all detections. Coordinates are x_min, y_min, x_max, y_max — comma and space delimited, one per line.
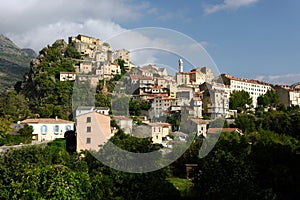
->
76, 112, 111, 152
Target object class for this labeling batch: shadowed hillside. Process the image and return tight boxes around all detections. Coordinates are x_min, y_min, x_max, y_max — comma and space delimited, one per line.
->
0, 34, 36, 90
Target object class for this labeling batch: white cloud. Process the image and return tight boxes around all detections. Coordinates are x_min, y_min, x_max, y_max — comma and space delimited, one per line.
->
255, 74, 300, 85
204, 0, 259, 15
0, 0, 149, 50
1, 0, 216, 73
7, 19, 126, 52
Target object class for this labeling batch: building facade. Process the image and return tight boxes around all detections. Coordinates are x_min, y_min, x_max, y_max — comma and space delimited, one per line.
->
219, 74, 271, 107
20, 118, 74, 142
275, 83, 300, 107
76, 112, 111, 152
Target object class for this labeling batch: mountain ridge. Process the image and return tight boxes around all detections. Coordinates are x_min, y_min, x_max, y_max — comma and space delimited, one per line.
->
0, 34, 36, 91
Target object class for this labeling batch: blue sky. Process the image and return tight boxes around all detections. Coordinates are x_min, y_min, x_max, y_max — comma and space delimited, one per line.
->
1, 0, 299, 84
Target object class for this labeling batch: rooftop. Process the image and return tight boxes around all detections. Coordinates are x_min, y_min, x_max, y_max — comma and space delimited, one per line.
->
21, 118, 73, 124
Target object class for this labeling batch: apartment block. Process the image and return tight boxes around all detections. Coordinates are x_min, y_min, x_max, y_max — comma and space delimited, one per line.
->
218, 74, 271, 107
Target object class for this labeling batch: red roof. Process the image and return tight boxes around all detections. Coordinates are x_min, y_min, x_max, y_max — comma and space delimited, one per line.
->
147, 122, 170, 127
21, 118, 73, 124
190, 118, 208, 125
223, 74, 270, 86
113, 116, 132, 121
139, 76, 153, 80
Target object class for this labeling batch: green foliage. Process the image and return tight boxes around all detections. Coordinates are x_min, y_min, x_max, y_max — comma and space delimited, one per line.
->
167, 178, 193, 198
129, 99, 151, 116
262, 110, 292, 136
257, 89, 279, 107
20, 40, 76, 120
83, 131, 180, 200
118, 59, 126, 75
166, 113, 181, 131
193, 131, 300, 199
131, 116, 143, 125
0, 134, 25, 146
235, 113, 257, 133
12, 164, 91, 199
0, 90, 30, 120
102, 42, 110, 47
0, 118, 10, 141
95, 92, 111, 108
229, 90, 252, 112
64, 45, 81, 59
17, 124, 33, 144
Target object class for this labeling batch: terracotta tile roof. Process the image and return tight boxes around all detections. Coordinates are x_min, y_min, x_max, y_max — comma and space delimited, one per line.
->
21, 118, 73, 124
113, 116, 132, 121
222, 74, 270, 86
147, 122, 170, 127
139, 76, 153, 80
207, 128, 242, 134
190, 118, 208, 125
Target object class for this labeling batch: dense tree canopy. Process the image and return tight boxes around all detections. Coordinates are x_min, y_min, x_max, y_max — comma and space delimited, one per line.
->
229, 90, 252, 112
257, 89, 279, 107
18, 40, 76, 120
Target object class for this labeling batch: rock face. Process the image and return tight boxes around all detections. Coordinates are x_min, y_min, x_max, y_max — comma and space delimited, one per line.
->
0, 34, 36, 91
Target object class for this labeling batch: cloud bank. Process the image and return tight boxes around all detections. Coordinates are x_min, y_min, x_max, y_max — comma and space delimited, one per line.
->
255, 73, 300, 85
0, 0, 147, 51
204, 0, 259, 15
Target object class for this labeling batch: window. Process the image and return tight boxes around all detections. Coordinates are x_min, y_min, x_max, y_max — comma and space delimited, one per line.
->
87, 126, 91, 132
41, 125, 48, 133
54, 125, 59, 132
66, 125, 71, 131
87, 117, 91, 123
86, 138, 91, 144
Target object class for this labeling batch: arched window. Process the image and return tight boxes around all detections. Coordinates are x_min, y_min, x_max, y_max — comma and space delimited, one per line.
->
41, 125, 48, 134
66, 125, 72, 131
54, 125, 59, 132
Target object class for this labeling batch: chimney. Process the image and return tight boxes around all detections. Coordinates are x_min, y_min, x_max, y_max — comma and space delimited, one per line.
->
55, 116, 58, 120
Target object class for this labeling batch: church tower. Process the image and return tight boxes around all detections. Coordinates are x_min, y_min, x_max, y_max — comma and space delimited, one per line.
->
178, 58, 183, 73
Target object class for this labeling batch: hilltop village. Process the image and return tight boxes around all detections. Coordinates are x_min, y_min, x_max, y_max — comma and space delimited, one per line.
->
5, 34, 300, 152
1, 34, 299, 200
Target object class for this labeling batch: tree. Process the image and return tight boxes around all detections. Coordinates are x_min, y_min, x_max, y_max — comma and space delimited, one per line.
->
235, 113, 257, 133
229, 90, 252, 113
193, 132, 257, 199
65, 130, 77, 154
64, 45, 81, 59
257, 89, 279, 108
129, 99, 151, 116
0, 118, 11, 144
11, 165, 91, 199
83, 131, 180, 200
118, 59, 126, 75
18, 124, 33, 144
257, 95, 270, 107
262, 111, 292, 135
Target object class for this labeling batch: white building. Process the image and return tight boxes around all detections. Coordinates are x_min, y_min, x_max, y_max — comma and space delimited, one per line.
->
219, 74, 271, 107
60, 72, 76, 81
20, 118, 74, 141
